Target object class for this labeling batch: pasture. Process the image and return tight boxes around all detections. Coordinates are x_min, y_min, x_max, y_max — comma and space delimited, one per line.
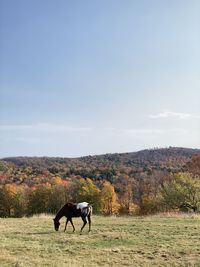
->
0, 214, 200, 267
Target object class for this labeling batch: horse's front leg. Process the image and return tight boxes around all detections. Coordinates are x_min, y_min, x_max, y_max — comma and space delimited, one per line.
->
69, 218, 75, 232
64, 218, 69, 232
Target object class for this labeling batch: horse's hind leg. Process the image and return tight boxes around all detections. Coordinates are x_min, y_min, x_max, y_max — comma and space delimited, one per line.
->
88, 214, 91, 232
80, 216, 87, 233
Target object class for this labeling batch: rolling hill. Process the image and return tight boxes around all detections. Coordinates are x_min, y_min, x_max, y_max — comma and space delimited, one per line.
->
2, 146, 200, 170
1, 147, 199, 185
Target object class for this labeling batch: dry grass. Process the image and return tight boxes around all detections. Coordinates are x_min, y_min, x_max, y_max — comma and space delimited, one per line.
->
0, 215, 200, 266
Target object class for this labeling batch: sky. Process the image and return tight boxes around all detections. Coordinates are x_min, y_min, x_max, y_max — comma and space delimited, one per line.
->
0, 0, 200, 157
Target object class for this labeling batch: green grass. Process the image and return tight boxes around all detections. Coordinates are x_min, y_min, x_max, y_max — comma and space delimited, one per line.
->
0, 214, 200, 267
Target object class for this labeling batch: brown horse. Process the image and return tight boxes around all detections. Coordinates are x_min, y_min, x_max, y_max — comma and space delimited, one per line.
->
53, 202, 92, 233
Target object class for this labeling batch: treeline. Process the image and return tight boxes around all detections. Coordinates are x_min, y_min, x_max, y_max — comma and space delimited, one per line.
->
0, 153, 200, 217
0, 178, 120, 217
3, 147, 199, 178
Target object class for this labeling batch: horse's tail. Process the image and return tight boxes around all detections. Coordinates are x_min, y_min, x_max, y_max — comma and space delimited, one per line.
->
88, 204, 93, 216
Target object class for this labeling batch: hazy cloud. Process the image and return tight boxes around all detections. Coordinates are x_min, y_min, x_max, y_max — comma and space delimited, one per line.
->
0, 124, 93, 133
149, 111, 200, 120
1, 124, 199, 157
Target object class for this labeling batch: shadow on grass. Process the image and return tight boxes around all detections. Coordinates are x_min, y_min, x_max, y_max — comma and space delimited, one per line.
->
25, 230, 91, 236
26, 231, 54, 235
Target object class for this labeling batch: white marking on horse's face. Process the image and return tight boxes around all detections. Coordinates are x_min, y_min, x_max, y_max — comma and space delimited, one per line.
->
76, 202, 89, 209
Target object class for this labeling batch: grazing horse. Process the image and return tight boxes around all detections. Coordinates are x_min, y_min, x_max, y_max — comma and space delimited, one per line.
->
53, 202, 92, 233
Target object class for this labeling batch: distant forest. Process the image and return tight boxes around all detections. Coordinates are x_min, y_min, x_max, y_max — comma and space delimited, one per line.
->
0, 147, 200, 217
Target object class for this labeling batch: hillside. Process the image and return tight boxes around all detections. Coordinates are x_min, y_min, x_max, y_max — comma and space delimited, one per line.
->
2, 146, 200, 170
1, 147, 199, 186
80, 147, 200, 169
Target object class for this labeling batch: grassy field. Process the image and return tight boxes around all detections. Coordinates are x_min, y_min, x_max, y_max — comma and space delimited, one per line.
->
0, 214, 200, 267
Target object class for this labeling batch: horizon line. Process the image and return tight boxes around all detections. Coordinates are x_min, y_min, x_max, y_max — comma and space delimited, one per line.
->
1, 146, 200, 160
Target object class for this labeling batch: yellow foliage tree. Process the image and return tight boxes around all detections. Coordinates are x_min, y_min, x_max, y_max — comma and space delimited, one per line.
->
0, 184, 25, 217
100, 181, 120, 215
74, 178, 101, 213
50, 176, 63, 186
3, 184, 18, 217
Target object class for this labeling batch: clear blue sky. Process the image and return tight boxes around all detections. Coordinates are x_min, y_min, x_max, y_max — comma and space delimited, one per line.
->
0, 0, 200, 157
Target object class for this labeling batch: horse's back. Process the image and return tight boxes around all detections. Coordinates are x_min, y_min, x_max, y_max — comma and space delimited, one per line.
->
76, 202, 89, 209
64, 202, 92, 218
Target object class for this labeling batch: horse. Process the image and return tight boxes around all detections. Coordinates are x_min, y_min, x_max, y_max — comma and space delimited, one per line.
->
53, 202, 92, 233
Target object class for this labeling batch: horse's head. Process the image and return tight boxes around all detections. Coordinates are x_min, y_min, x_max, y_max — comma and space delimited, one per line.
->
53, 218, 60, 231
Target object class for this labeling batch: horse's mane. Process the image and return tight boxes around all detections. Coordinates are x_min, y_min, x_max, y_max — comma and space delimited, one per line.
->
55, 203, 75, 220
65, 202, 75, 207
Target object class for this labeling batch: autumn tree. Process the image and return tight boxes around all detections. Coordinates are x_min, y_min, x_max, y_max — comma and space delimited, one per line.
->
71, 178, 101, 213
27, 184, 52, 215
100, 181, 120, 215
0, 186, 8, 217
185, 154, 200, 175
134, 170, 172, 215
48, 178, 66, 213
0, 184, 26, 217
161, 172, 200, 212
118, 175, 135, 214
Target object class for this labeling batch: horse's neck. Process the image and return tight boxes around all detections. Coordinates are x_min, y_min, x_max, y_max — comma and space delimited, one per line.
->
55, 206, 65, 221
